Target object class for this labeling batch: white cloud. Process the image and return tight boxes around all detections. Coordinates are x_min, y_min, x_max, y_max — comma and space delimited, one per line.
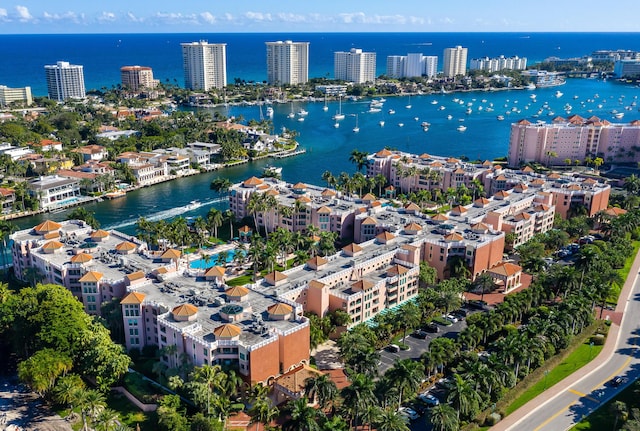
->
440, 17, 454, 24
98, 12, 117, 23
222, 13, 234, 22
338, 12, 423, 26
15, 5, 33, 22
151, 12, 200, 25
245, 11, 273, 22
0, 8, 8, 22
43, 11, 85, 24
200, 12, 216, 24
126, 12, 144, 23
275, 13, 306, 23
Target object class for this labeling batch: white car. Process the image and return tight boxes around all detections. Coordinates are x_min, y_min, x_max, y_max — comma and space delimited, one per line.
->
445, 314, 458, 323
398, 407, 420, 420
418, 392, 440, 406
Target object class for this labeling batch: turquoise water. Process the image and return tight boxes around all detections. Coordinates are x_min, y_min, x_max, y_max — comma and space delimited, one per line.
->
190, 250, 238, 269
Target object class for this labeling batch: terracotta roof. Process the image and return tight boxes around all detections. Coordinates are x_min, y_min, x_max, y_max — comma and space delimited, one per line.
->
351, 280, 375, 291
307, 256, 328, 266
567, 184, 582, 191
265, 189, 279, 196
517, 119, 531, 125
79, 271, 103, 282
453, 168, 465, 174
446, 157, 459, 163
531, 178, 546, 186
494, 165, 502, 170
385, 185, 395, 191
361, 216, 377, 225
275, 365, 322, 394
225, 285, 249, 297
547, 173, 561, 179
214, 323, 241, 338
317, 206, 331, 214
419, 153, 431, 159
268, 303, 293, 316
404, 202, 420, 211
243, 176, 264, 187
362, 193, 376, 201
296, 195, 312, 203
43, 232, 59, 240
376, 231, 395, 242
471, 222, 489, 231
495, 175, 507, 181
205, 266, 226, 278
494, 190, 510, 198
172, 304, 198, 317
444, 232, 464, 242
521, 166, 535, 173
342, 243, 363, 253
605, 207, 627, 216
0, 187, 14, 197
70, 253, 92, 263
489, 262, 522, 277
308, 280, 326, 289
90, 229, 110, 239
387, 264, 409, 276
292, 182, 307, 189
321, 188, 337, 196
513, 213, 531, 221
161, 249, 181, 259
375, 149, 393, 157
238, 225, 252, 233
405, 222, 422, 231
431, 213, 449, 221
34, 220, 62, 233
482, 160, 493, 167
42, 240, 63, 250
126, 271, 145, 281
121, 291, 146, 305
452, 205, 468, 214
474, 197, 490, 206
115, 241, 137, 251
265, 271, 288, 283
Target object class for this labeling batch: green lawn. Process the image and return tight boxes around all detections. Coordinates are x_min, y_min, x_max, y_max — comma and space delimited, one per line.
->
608, 240, 640, 303
107, 392, 158, 431
505, 341, 604, 415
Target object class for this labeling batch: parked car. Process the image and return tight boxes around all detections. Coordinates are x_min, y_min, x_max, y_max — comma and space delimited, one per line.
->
398, 407, 420, 420
412, 330, 429, 339
424, 323, 440, 333
386, 344, 401, 353
452, 308, 467, 318
445, 314, 458, 323
609, 376, 626, 387
418, 392, 440, 406
467, 299, 489, 310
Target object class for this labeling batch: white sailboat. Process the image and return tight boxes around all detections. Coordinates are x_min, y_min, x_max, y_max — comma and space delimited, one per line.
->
287, 102, 295, 119
322, 94, 329, 111
333, 96, 345, 120
406, 94, 412, 109
352, 114, 360, 133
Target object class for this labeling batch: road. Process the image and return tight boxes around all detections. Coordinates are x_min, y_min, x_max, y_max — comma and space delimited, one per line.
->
492, 251, 640, 431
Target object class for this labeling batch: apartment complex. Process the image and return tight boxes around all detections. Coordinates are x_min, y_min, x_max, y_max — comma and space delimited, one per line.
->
507, 115, 640, 167
181, 41, 227, 91
0, 85, 33, 107
334, 48, 377, 84
613, 60, 640, 78
443, 46, 468, 78
44, 61, 86, 101
11, 220, 310, 385
386, 54, 438, 79
469, 55, 527, 73
120, 66, 158, 91
266, 41, 309, 85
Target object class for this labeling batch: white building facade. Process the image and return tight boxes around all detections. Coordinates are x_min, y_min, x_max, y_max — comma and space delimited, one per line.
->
181, 41, 227, 91
470, 55, 527, 73
443, 46, 468, 78
0, 85, 33, 107
334, 48, 377, 84
44, 61, 86, 101
266, 41, 309, 85
385, 54, 438, 79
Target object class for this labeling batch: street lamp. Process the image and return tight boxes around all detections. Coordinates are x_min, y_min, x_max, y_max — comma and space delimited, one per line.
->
543, 370, 550, 390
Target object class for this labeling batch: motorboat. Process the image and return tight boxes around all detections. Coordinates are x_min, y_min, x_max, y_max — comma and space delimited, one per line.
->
457, 125, 467, 132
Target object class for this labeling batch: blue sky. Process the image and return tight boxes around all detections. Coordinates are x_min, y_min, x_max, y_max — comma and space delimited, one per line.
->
0, 1, 638, 33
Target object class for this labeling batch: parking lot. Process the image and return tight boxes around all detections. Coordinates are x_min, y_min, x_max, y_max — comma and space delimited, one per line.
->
378, 317, 468, 375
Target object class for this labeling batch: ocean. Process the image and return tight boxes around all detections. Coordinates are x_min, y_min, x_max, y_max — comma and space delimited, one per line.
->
2, 32, 640, 96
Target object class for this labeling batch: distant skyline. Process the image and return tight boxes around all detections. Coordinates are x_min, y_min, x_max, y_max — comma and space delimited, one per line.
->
1, 1, 639, 34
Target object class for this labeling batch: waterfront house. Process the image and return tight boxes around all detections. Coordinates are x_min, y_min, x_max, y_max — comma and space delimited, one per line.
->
28, 175, 81, 210
73, 144, 108, 161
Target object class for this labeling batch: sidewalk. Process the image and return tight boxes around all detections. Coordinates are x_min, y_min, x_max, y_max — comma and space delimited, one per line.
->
491, 247, 640, 430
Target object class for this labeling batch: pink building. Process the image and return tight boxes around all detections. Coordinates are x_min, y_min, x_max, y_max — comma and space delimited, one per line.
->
507, 116, 640, 167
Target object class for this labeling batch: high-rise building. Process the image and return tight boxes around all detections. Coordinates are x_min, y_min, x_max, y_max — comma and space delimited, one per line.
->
44, 61, 86, 101
334, 48, 377, 84
181, 41, 227, 91
443, 46, 468, 77
120, 66, 158, 91
265, 41, 309, 85
385, 54, 438, 79
0, 85, 33, 107
469, 55, 527, 73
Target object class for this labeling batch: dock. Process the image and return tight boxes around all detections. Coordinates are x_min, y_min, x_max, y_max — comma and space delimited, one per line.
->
273, 149, 306, 159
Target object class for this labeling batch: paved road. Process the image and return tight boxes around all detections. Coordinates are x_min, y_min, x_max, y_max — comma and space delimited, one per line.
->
492, 250, 640, 431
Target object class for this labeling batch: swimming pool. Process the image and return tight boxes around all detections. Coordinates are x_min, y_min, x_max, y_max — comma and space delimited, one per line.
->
190, 250, 239, 269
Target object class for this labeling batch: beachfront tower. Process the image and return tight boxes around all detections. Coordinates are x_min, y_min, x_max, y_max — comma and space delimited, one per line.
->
334, 48, 377, 84
44, 61, 86, 101
266, 41, 309, 85
181, 41, 227, 91
120, 66, 158, 92
443, 46, 468, 77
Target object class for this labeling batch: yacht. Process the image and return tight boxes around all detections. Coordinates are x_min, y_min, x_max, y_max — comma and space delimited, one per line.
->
614, 112, 625, 119
497, 115, 505, 121
334, 122, 340, 128
431, 100, 439, 105
297, 109, 308, 116
333, 96, 345, 120
447, 114, 453, 120
266, 106, 274, 118
457, 125, 467, 132
287, 102, 295, 119
406, 95, 412, 109
352, 114, 360, 133
555, 90, 564, 98
263, 165, 282, 176
379, 120, 385, 127
322, 95, 329, 111
398, 123, 405, 127
388, 109, 396, 115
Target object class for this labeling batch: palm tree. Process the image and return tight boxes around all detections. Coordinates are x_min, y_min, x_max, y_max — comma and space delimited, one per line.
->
191, 364, 225, 416
340, 373, 376, 430
79, 389, 106, 431
623, 174, 640, 195
205, 208, 223, 240
303, 374, 338, 410
385, 359, 424, 408
210, 177, 233, 196
374, 173, 387, 197
428, 404, 459, 431
545, 150, 558, 167
349, 149, 370, 172
375, 408, 410, 431
94, 408, 120, 431
249, 397, 278, 431
283, 397, 322, 431
447, 374, 481, 421
53, 374, 85, 416
321, 170, 335, 188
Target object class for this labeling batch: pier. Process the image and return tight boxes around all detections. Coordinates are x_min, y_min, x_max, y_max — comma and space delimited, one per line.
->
273, 148, 306, 159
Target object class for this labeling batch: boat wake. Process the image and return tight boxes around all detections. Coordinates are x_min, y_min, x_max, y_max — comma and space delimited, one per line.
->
104, 197, 227, 231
